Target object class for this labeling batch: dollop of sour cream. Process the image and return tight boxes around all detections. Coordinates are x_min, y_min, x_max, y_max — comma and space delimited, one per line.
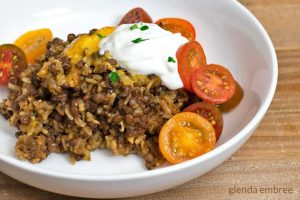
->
100, 23, 188, 90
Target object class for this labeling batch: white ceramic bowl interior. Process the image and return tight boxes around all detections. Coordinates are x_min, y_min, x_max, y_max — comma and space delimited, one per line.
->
0, 0, 277, 198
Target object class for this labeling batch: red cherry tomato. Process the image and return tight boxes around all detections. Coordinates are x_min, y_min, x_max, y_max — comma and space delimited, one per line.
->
119, 7, 153, 25
177, 41, 207, 91
191, 64, 236, 104
156, 18, 196, 41
0, 44, 27, 85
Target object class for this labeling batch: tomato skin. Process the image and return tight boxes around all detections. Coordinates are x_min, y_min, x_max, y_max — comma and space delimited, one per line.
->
119, 7, 153, 25
177, 41, 207, 91
0, 44, 27, 85
183, 102, 223, 141
156, 18, 196, 41
15, 28, 53, 64
159, 112, 216, 164
191, 64, 236, 104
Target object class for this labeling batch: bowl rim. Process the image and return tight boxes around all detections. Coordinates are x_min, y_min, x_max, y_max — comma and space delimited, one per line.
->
0, 0, 278, 181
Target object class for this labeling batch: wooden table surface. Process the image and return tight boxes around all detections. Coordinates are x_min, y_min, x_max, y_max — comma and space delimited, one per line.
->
1, 0, 300, 199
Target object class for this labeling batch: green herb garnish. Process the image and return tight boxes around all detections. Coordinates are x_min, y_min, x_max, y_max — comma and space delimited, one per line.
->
130, 24, 139, 30
140, 25, 149, 31
168, 57, 176, 63
131, 38, 149, 44
108, 71, 120, 84
130, 24, 149, 31
97, 33, 106, 39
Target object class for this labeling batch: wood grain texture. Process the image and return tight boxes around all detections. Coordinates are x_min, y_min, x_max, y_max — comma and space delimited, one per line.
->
239, 0, 300, 50
1, 0, 300, 200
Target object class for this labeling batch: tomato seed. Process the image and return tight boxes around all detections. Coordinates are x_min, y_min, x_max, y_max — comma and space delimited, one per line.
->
13, 55, 18, 62
196, 80, 203, 86
222, 75, 227, 80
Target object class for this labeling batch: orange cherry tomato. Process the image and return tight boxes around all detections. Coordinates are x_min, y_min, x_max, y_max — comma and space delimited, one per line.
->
119, 7, 153, 25
0, 44, 27, 85
177, 41, 207, 92
159, 112, 216, 164
156, 18, 196, 41
15, 28, 53, 64
183, 102, 223, 141
191, 64, 236, 104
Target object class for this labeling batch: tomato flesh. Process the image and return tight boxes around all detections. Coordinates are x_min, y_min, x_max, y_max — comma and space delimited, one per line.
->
156, 18, 196, 41
177, 41, 207, 91
0, 44, 27, 85
119, 7, 153, 25
183, 102, 223, 141
0, 68, 10, 85
159, 112, 216, 164
191, 64, 236, 104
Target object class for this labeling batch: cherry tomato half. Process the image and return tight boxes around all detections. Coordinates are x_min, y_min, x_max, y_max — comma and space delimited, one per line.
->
177, 41, 207, 92
15, 28, 53, 64
159, 112, 216, 164
156, 18, 196, 41
191, 64, 236, 104
183, 102, 223, 141
0, 44, 27, 85
119, 7, 153, 25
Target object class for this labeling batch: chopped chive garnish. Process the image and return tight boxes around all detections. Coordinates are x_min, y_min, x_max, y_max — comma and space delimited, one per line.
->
108, 71, 120, 84
130, 24, 139, 30
131, 38, 149, 43
97, 33, 106, 39
140, 25, 149, 31
168, 57, 176, 63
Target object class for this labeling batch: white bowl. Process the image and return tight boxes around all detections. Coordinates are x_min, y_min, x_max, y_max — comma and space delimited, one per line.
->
0, 0, 277, 198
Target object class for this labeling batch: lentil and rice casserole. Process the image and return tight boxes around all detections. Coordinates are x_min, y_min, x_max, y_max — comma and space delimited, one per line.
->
0, 30, 191, 169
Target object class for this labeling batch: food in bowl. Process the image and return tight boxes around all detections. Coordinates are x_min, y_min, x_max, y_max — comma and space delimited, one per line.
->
0, 8, 239, 169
